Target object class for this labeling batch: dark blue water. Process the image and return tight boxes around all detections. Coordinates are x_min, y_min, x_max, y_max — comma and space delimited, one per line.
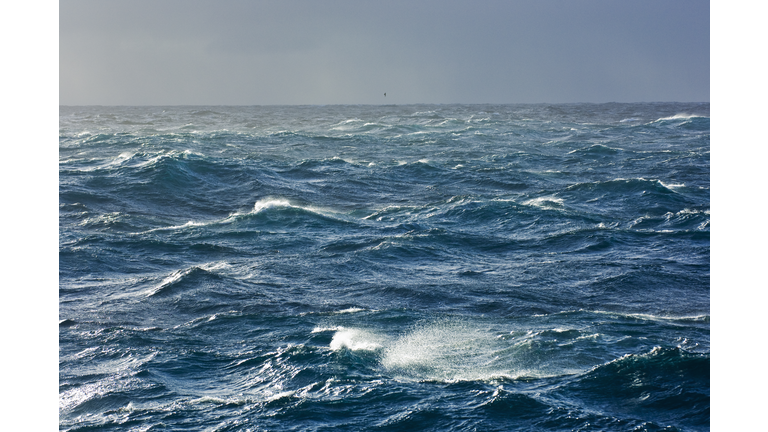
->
59, 104, 709, 431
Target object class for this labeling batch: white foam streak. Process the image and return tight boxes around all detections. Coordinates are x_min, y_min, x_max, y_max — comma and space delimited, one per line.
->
658, 180, 685, 189
165, 220, 207, 231
334, 307, 367, 314
588, 310, 709, 322
138, 219, 212, 234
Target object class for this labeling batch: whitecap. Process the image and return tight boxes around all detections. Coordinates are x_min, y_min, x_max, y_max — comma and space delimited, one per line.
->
658, 180, 685, 189
410, 110, 437, 116
522, 196, 564, 208
252, 198, 292, 213
312, 326, 345, 334
79, 211, 124, 227
329, 328, 384, 351
137, 198, 351, 235
330, 118, 364, 130
152, 220, 208, 232
656, 113, 707, 121
334, 307, 367, 314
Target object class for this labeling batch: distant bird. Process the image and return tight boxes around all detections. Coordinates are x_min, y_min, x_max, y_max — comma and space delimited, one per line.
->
384, 93, 386, 97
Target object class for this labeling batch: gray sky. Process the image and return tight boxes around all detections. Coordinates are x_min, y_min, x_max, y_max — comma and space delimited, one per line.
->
60, 0, 709, 105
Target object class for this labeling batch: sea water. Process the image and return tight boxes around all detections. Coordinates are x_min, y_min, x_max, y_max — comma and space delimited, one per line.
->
59, 103, 709, 431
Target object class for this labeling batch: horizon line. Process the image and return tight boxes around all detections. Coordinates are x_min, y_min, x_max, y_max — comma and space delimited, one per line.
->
59, 101, 711, 108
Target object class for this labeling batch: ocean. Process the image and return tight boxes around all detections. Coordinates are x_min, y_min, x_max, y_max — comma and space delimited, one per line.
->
59, 103, 709, 431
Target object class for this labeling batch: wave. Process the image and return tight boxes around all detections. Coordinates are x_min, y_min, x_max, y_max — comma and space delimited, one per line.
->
79, 211, 128, 229
311, 326, 346, 334
131, 149, 207, 170
137, 218, 222, 234
59, 319, 77, 327
334, 307, 369, 314
287, 156, 373, 173
60, 149, 208, 174
59, 355, 157, 413
59, 151, 137, 173
647, 113, 710, 131
566, 144, 622, 156
538, 309, 710, 323
409, 110, 439, 117
137, 198, 355, 234
566, 346, 709, 422
655, 113, 708, 121
522, 196, 564, 209
144, 262, 229, 297
362, 204, 422, 222
240, 198, 358, 226
189, 109, 224, 117
565, 177, 682, 196
627, 207, 709, 231
316, 309, 710, 387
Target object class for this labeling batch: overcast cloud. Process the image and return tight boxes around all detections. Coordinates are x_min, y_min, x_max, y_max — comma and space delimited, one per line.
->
60, 0, 709, 105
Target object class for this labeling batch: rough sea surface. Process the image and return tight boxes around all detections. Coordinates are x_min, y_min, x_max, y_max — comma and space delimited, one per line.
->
59, 104, 709, 431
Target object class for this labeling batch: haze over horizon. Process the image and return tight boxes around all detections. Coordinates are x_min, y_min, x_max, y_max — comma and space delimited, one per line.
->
60, 0, 709, 106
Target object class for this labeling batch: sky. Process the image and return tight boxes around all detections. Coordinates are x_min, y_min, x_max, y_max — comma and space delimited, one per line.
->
59, 0, 709, 105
